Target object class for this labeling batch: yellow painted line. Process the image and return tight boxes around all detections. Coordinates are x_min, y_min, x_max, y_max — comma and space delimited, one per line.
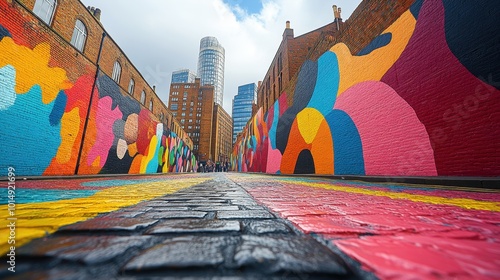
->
277, 180, 500, 212
0, 177, 209, 255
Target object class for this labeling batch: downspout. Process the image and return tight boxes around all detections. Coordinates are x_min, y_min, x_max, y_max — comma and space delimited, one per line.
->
74, 32, 107, 174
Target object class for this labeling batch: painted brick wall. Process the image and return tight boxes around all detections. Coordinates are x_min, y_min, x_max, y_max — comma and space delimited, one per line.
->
0, 0, 196, 176
232, 0, 500, 177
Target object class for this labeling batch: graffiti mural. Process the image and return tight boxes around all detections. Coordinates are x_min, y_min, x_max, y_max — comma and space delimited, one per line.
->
0, 1, 196, 176
232, 0, 500, 177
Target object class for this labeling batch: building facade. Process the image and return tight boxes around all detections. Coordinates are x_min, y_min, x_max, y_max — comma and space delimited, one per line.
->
168, 78, 214, 162
0, 0, 195, 176
212, 104, 233, 165
232, 83, 257, 143
257, 10, 343, 112
197, 36, 225, 106
171, 69, 196, 84
168, 78, 232, 166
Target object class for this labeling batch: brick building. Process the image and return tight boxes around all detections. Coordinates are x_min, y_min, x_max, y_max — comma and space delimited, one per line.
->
14, 0, 189, 145
212, 104, 233, 164
168, 78, 232, 165
257, 5, 343, 112
168, 78, 214, 162
0, 0, 195, 175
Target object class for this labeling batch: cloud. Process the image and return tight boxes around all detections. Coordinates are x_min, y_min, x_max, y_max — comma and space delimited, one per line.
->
80, 0, 361, 115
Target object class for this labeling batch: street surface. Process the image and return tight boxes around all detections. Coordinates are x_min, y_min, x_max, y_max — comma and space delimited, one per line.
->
0, 173, 499, 279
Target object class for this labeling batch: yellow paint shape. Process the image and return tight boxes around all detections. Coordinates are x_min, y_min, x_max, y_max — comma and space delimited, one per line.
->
333, 11, 417, 95
0, 177, 209, 254
296, 108, 324, 144
0, 38, 72, 104
55, 107, 80, 164
284, 181, 500, 212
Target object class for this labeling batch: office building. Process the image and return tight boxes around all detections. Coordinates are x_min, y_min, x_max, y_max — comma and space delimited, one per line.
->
232, 83, 257, 143
168, 78, 232, 165
171, 69, 196, 84
197, 36, 225, 106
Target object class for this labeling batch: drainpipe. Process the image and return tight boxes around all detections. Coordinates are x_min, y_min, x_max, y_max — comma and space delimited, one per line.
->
75, 32, 107, 174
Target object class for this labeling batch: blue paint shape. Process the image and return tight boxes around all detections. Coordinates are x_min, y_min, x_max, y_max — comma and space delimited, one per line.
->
0, 189, 98, 204
269, 102, 280, 150
49, 91, 67, 126
0, 24, 11, 40
0, 85, 61, 176
325, 109, 365, 175
0, 65, 17, 110
443, 0, 500, 89
410, 0, 424, 19
357, 33, 392, 56
307, 51, 340, 114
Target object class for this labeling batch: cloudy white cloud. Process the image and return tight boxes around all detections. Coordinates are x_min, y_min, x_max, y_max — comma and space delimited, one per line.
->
80, 0, 361, 115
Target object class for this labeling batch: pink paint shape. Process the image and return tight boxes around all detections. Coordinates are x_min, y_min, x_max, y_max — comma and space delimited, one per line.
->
335, 235, 500, 279
87, 96, 123, 168
334, 81, 437, 176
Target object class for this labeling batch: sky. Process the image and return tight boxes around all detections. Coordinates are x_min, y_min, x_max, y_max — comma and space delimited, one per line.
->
80, 0, 362, 115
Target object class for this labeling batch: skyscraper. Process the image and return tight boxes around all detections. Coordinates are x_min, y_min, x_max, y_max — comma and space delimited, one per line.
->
197, 36, 225, 106
171, 69, 196, 84
232, 83, 257, 143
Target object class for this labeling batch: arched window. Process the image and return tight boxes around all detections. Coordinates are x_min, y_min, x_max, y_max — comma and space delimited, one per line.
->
128, 79, 135, 95
140, 91, 146, 105
70, 19, 87, 52
149, 99, 153, 111
112, 61, 121, 83
33, 0, 57, 25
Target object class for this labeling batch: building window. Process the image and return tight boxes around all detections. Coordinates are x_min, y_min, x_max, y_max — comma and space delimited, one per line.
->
112, 61, 121, 83
128, 79, 135, 94
140, 91, 146, 105
170, 103, 178, 110
149, 99, 153, 111
70, 20, 87, 52
33, 0, 57, 25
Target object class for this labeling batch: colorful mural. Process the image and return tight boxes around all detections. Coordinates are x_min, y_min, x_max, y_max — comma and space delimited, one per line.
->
0, 2, 196, 176
232, 0, 500, 177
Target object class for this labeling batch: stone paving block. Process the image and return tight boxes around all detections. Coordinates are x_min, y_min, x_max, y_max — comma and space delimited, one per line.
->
140, 211, 207, 219
124, 236, 237, 271
192, 205, 240, 211
149, 207, 190, 211
17, 236, 152, 265
217, 210, 274, 219
245, 220, 292, 234
230, 199, 259, 206
146, 219, 241, 234
234, 235, 348, 275
59, 217, 158, 231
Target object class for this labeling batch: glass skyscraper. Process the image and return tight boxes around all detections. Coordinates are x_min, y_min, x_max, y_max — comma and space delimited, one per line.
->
197, 36, 225, 106
232, 83, 256, 143
171, 69, 196, 84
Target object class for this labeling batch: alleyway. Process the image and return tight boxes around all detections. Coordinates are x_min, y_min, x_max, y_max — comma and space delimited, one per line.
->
1, 173, 499, 279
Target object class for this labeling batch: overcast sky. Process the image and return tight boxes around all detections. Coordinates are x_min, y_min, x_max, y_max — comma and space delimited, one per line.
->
80, 0, 362, 115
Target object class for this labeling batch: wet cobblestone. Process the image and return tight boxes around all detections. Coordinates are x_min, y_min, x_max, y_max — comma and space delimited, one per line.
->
0, 173, 364, 279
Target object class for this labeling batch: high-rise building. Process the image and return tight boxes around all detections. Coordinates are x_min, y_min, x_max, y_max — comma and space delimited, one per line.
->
232, 83, 257, 143
171, 69, 196, 84
197, 36, 225, 106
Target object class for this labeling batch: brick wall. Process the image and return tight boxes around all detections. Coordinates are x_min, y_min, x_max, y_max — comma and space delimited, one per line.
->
0, 0, 195, 176
233, 0, 500, 177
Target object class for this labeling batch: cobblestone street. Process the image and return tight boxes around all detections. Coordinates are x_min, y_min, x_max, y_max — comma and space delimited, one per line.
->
1, 173, 499, 279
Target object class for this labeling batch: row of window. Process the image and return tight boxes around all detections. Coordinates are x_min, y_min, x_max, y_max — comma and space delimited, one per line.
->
33, 0, 171, 128
34, 0, 87, 51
